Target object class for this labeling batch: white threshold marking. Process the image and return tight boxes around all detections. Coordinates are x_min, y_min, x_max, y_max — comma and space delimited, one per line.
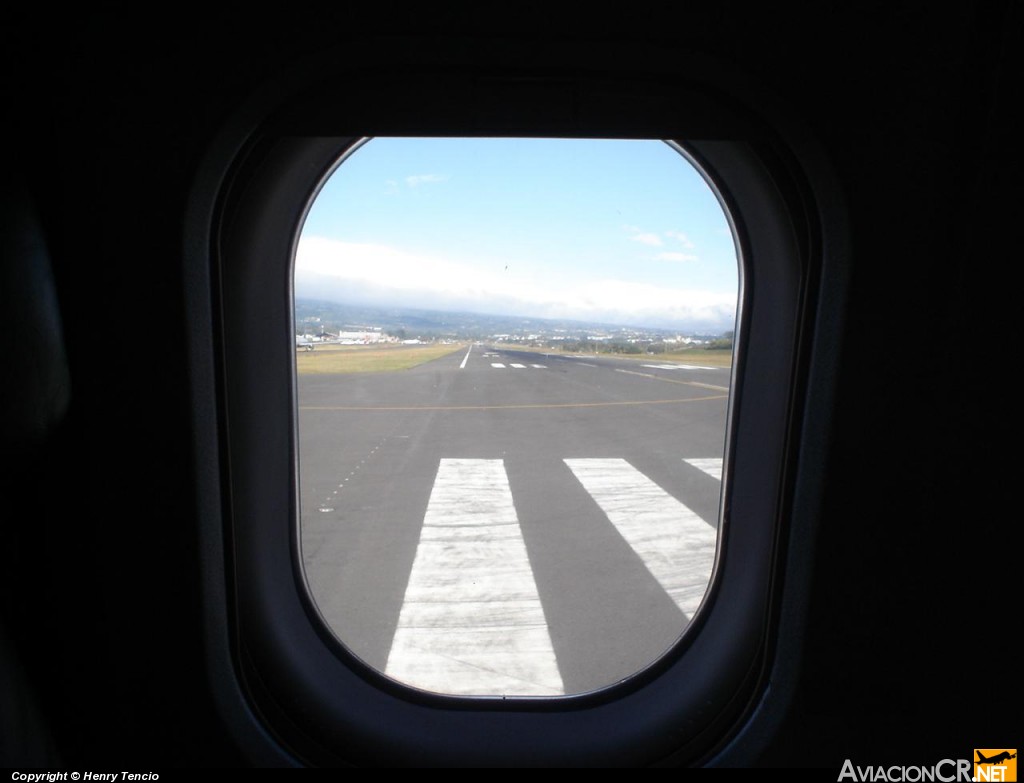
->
565, 458, 717, 620
459, 344, 473, 369
510, 363, 526, 369
491, 363, 506, 368
385, 459, 563, 696
684, 457, 723, 481
531, 364, 546, 369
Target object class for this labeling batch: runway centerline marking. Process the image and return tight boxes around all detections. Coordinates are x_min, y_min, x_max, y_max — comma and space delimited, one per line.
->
459, 344, 472, 369
300, 395, 727, 412
385, 458, 563, 696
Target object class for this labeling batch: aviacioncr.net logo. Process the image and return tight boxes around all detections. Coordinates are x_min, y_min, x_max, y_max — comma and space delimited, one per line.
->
973, 749, 1017, 782
838, 759, 973, 782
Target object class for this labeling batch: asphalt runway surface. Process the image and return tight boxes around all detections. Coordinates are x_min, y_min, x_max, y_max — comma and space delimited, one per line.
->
297, 343, 732, 697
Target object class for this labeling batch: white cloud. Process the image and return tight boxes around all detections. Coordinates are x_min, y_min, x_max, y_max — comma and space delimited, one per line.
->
631, 232, 663, 246
656, 252, 699, 263
405, 174, 447, 187
665, 230, 696, 249
295, 236, 736, 331
296, 237, 540, 310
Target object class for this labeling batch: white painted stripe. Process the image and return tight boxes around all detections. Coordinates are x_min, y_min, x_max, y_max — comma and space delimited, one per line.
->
615, 368, 729, 391
491, 363, 506, 368
565, 458, 717, 620
459, 344, 472, 369
684, 457, 723, 481
510, 363, 526, 368
641, 363, 716, 370
531, 364, 546, 369
385, 459, 563, 696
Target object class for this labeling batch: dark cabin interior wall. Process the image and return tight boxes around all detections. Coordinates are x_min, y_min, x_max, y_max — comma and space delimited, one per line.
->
1, 4, 1018, 767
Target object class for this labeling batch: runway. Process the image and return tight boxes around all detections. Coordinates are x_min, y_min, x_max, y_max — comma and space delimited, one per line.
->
297, 344, 731, 696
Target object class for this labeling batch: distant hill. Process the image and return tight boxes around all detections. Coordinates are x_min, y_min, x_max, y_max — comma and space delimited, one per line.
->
294, 298, 728, 343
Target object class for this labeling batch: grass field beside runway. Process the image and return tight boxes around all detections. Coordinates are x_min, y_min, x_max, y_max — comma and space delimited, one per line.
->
295, 343, 468, 374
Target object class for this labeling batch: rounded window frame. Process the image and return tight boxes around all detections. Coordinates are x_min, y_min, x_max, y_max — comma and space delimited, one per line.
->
189, 62, 844, 766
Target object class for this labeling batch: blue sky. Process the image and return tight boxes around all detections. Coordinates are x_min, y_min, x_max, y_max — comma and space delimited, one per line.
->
295, 137, 739, 333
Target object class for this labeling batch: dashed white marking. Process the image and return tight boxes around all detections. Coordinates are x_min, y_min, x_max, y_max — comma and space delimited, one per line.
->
684, 457, 723, 481
531, 364, 547, 369
314, 436, 390, 511
510, 363, 526, 369
491, 363, 506, 368
385, 459, 563, 696
565, 458, 717, 620
459, 344, 473, 369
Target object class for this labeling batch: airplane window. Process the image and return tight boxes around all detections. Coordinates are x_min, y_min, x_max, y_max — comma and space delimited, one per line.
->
203, 95, 819, 765
293, 137, 739, 697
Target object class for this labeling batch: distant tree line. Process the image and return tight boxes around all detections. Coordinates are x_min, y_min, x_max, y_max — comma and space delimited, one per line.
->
560, 333, 733, 354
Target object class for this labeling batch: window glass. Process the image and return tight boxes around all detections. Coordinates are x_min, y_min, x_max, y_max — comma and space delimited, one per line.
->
294, 137, 738, 696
